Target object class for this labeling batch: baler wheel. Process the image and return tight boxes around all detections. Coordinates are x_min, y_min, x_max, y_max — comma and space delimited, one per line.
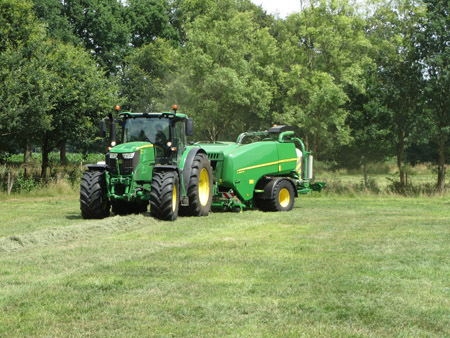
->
150, 170, 180, 221
180, 153, 213, 216
258, 180, 295, 212
80, 170, 110, 219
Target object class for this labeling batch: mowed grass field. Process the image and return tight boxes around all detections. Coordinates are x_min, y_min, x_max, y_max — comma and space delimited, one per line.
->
0, 192, 449, 337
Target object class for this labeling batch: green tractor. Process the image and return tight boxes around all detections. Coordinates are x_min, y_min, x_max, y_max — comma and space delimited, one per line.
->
80, 106, 324, 221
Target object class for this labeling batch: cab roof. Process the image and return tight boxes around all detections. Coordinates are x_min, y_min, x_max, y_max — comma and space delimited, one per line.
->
119, 112, 188, 119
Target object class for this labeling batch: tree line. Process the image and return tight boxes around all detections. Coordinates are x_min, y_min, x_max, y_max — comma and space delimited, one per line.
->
0, 0, 448, 191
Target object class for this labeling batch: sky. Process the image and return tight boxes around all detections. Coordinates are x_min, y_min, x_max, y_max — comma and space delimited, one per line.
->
250, 0, 302, 18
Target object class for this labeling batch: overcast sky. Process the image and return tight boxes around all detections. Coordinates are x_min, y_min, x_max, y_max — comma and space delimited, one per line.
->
250, 0, 302, 18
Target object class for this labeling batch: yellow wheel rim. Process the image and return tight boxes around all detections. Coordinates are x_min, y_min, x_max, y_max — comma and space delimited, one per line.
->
172, 184, 177, 212
279, 188, 290, 208
198, 168, 210, 206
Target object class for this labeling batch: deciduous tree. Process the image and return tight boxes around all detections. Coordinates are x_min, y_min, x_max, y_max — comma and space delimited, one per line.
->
167, 0, 278, 141
419, 0, 449, 191
273, 0, 373, 157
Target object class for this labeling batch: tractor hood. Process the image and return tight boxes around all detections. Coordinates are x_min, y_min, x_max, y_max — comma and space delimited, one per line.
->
107, 141, 155, 179
110, 141, 153, 153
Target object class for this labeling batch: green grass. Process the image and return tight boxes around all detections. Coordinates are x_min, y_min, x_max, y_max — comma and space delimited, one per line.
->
0, 194, 449, 337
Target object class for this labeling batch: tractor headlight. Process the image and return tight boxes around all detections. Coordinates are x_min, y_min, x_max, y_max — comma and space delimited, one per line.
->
109, 153, 118, 159
122, 152, 135, 159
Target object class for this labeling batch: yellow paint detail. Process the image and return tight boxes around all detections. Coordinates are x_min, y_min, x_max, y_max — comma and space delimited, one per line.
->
198, 168, 210, 207
136, 144, 154, 150
279, 188, 290, 208
237, 158, 297, 174
172, 184, 177, 212
296, 157, 302, 175
249, 179, 254, 184
279, 165, 281, 171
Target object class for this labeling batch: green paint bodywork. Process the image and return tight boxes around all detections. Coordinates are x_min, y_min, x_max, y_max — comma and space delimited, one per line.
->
195, 130, 321, 210
107, 141, 156, 201
101, 114, 323, 212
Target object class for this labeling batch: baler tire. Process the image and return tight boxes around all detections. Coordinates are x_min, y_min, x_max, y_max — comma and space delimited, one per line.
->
150, 170, 180, 221
268, 180, 295, 211
80, 170, 110, 219
258, 180, 295, 212
179, 153, 213, 217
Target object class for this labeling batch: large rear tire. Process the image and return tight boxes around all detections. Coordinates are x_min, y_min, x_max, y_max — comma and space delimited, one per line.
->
150, 170, 179, 221
80, 171, 110, 219
180, 153, 213, 216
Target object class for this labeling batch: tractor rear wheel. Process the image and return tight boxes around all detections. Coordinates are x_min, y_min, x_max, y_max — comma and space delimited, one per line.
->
80, 170, 110, 219
150, 170, 180, 221
180, 153, 213, 216
258, 180, 295, 212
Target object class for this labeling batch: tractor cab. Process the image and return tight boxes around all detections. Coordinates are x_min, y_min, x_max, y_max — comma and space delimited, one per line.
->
101, 105, 193, 165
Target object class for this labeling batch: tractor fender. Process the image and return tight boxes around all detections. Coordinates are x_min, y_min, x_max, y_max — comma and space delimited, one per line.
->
181, 148, 208, 193
86, 164, 108, 171
153, 165, 182, 180
258, 177, 298, 199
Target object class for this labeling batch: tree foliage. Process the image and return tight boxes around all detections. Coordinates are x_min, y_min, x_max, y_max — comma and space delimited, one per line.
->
0, 0, 448, 188
166, 0, 278, 141
418, 0, 450, 191
0, 0, 116, 173
271, 1, 374, 157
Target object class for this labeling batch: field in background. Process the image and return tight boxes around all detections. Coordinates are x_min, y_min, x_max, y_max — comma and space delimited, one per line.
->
0, 193, 448, 336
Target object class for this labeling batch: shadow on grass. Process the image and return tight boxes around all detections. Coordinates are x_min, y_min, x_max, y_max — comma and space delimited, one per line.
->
65, 214, 83, 220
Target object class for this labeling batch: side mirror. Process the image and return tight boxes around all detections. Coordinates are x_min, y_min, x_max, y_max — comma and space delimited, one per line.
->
186, 118, 194, 136
99, 120, 107, 138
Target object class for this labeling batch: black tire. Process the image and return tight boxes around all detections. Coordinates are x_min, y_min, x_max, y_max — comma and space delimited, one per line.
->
258, 180, 295, 212
179, 153, 213, 216
150, 170, 180, 221
80, 171, 110, 219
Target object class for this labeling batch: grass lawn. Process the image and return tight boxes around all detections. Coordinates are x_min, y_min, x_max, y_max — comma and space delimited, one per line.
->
0, 193, 449, 337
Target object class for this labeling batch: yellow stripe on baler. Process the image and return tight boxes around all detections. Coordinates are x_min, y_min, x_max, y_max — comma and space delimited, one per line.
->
237, 158, 297, 174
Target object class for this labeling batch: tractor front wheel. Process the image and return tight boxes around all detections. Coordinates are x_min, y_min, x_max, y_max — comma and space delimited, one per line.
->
180, 153, 213, 216
150, 170, 180, 221
80, 170, 110, 219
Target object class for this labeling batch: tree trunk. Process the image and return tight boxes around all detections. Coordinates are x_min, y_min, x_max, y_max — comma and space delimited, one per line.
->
363, 159, 368, 188
437, 129, 446, 192
60, 142, 67, 165
397, 130, 406, 190
24, 143, 31, 163
304, 134, 309, 151
41, 136, 50, 179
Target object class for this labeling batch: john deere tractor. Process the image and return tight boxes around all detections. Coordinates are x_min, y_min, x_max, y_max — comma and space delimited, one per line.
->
80, 106, 324, 221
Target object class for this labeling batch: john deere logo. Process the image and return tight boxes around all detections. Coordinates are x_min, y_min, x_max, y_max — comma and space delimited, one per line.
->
118, 159, 123, 165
